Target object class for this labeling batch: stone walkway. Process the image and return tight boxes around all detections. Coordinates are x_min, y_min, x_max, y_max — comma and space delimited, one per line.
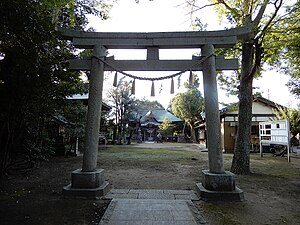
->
99, 189, 207, 225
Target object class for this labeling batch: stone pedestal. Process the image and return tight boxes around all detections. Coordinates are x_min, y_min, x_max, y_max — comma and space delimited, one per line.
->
196, 170, 244, 201
63, 169, 109, 198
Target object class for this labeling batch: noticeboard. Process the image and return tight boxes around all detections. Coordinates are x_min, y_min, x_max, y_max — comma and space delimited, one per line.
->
259, 120, 290, 162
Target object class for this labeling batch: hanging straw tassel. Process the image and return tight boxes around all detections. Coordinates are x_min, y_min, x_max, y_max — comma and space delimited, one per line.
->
131, 79, 135, 95
151, 81, 155, 96
113, 72, 118, 87
170, 78, 174, 94
177, 74, 182, 89
189, 69, 193, 87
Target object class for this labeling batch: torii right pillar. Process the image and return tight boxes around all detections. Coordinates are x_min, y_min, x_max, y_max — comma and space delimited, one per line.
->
196, 44, 244, 201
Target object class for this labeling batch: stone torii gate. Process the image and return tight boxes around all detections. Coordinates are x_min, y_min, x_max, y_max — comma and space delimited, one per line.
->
60, 27, 252, 200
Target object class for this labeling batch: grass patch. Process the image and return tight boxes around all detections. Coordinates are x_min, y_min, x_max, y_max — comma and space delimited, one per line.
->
98, 146, 206, 165
250, 154, 300, 179
99, 147, 300, 176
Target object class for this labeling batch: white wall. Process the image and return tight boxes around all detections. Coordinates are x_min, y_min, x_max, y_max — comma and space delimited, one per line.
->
224, 101, 275, 122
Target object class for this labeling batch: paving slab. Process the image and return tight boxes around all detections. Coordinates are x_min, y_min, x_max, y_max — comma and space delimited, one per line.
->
99, 189, 206, 225
99, 199, 206, 225
105, 189, 199, 200
139, 192, 175, 200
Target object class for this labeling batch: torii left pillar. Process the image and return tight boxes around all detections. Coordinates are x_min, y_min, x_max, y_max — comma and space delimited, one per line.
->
63, 45, 109, 198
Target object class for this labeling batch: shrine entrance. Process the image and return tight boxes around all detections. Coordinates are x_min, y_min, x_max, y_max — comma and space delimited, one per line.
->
60, 26, 252, 200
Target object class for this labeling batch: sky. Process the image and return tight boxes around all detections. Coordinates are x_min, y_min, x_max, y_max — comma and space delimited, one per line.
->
86, 0, 300, 109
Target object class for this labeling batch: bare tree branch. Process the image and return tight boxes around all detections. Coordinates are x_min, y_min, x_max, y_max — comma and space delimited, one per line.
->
243, 0, 284, 84
260, 0, 284, 35
216, 0, 242, 22
182, 0, 220, 16
217, 0, 235, 12
253, 0, 269, 26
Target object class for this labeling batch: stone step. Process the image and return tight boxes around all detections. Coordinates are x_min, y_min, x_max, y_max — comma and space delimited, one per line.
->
104, 189, 199, 201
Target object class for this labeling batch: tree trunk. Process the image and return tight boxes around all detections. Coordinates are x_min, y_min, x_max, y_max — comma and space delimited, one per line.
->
231, 41, 254, 175
117, 124, 122, 145
0, 122, 11, 177
189, 123, 196, 143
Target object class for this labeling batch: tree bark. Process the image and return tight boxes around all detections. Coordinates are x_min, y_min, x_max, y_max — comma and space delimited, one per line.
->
230, 41, 254, 175
189, 123, 197, 143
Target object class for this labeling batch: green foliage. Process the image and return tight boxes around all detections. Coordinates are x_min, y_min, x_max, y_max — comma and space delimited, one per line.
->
0, 0, 112, 176
134, 98, 164, 110
221, 102, 239, 112
47, 0, 113, 29
274, 106, 300, 137
183, 71, 200, 89
169, 82, 204, 141
183, 0, 294, 173
170, 88, 204, 126
189, 0, 297, 101
106, 81, 137, 144
264, 2, 300, 96
158, 118, 174, 136
192, 18, 208, 31
62, 100, 87, 139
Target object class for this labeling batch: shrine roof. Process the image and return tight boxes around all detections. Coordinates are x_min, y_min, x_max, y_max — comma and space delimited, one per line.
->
139, 109, 182, 123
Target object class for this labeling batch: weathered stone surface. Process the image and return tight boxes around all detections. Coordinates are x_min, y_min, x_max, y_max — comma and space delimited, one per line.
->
202, 170, 236, 191
105, 193, 138, 199
63, 168, 110, 198
82, 45, 107, 172
71, 168, 104, 189
109, 189, 130, 194
69, 57, 238, 71
58, 25, 254, 49
63, 181, 109, 198
62, 46, 110, 199
72, 36, 237, 49
196, 183, 244, 202
98, 199, 207, 225
139, 192, 175, 200
105, 189, 199, 201
202, 44, 224, 174
129, 189, 164, 194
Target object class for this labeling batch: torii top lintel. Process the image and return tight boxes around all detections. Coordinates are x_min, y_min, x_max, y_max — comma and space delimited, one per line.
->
58, 26, 253, 49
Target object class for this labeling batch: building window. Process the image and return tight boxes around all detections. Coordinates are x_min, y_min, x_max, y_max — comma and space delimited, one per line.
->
251, 125, 259, 135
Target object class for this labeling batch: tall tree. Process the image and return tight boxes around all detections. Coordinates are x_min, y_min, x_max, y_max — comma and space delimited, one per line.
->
265, 2, 300, 96
0, 0, 112, 176
169, 75, 204, 142
134, 98, 164, 110
106, 80, 136, 144
184, 0, 293, 174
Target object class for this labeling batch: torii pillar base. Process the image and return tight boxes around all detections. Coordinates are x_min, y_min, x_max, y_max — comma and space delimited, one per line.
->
62, 169, 110, 199
196, 170, 244, 201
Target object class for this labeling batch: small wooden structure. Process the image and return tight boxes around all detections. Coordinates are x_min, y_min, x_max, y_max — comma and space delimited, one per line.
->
220, 96, 280, 153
